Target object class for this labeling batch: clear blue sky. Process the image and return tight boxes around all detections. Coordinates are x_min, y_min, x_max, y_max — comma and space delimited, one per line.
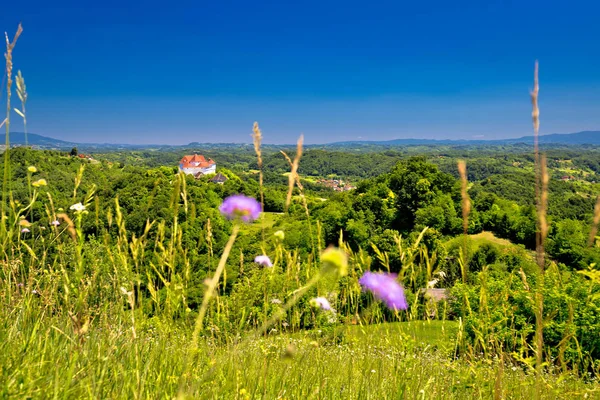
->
1, 0, 599, 144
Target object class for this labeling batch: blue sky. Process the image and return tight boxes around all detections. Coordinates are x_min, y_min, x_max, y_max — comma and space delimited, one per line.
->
1, 0, 599, 144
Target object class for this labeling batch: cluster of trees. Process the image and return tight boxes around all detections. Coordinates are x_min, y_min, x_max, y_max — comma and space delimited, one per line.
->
7, 146, 600, 273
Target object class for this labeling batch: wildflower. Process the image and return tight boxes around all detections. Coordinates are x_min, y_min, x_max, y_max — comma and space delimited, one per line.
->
254, 255, 273, 267
359, 271, 408, 311
20, 228, 30, 233
32, 179, 47, 187
326, 312, 338, 324
274, 230, 285, 240
27, 166, 37, 173
310, 297, 332, 311
320, 247, 348, 277
19, 219, 31, 227
50, 220, 60, 226
70, 202, 86, 212
219, 194, 261, 223
271, 298, 282, 304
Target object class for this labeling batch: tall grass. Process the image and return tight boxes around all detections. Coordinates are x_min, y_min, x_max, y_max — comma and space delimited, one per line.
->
1, 24, 22, 234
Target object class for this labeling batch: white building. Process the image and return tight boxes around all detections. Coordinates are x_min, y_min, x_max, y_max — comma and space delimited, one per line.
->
179, 154, 216, 177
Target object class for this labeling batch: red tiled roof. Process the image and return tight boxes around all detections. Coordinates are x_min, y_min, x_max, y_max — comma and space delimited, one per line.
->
179, 154, 215, 169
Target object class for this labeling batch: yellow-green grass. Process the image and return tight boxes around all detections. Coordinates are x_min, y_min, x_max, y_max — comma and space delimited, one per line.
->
444, 231, 516, 252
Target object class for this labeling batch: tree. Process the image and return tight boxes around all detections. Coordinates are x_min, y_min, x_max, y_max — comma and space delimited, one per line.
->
70, 147, 78, 157
388, 157, 456, 230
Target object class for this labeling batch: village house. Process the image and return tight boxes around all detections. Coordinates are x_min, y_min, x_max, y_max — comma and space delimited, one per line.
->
210, 172, 228, 184
179, 154, 216, 177
560, 175, 576, 182
316, 178, 356, 192
77, 153, 95, 161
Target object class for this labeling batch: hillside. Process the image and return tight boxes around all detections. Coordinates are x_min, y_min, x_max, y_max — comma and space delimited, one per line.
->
0, 132, 76, 147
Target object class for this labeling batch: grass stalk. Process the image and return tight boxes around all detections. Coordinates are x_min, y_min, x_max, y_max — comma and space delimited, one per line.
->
1, 24, 23, 234
191, 223, 240, 350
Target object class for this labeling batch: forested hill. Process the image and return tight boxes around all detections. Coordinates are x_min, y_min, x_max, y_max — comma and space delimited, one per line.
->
4, 146, 600, 273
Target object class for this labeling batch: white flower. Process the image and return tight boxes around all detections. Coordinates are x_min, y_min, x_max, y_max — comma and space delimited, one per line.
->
310, 297, 333, 311
270, 298, 282, 304
70, 203, 86, 212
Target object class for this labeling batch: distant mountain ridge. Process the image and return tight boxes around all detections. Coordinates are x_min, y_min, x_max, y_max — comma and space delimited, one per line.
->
328, 131, 600, 146
0, 132, 76, 147
1, 130, 600, 149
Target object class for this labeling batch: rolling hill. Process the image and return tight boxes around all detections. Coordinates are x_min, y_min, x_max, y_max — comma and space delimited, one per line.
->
1, 130, 599, 150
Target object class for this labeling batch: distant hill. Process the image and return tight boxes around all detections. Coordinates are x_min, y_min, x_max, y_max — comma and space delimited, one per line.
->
506, 130, 600, 145
0, 132, 161, 150
0, 132, 77, 147
1, 130, 600, 150
328, 130, 600, 147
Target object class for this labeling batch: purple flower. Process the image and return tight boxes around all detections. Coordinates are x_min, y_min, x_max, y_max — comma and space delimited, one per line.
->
310, 297, 333, 311
359, 271, 408, 311
21, 228, 30, 233
254, 255, 273, 267
219, 195, 261, 223
50, 220, 60, 226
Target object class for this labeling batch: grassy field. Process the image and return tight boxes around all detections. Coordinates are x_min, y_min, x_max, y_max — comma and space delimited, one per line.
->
1, 306, 596, 399
444, 231, 516, 251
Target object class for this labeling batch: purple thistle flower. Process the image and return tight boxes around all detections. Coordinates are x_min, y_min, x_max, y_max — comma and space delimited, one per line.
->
254, 255, 273, 267
310, 297, 332, 311
359, 271, 408, 311
219, 195, 261, 223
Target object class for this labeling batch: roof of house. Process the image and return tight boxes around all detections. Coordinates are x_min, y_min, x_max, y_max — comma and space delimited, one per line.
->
179, 154, 215, 169
210, 173, 228, 183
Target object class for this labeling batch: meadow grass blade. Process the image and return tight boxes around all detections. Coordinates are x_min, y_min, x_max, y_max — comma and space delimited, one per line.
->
1, 24, 23, 234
